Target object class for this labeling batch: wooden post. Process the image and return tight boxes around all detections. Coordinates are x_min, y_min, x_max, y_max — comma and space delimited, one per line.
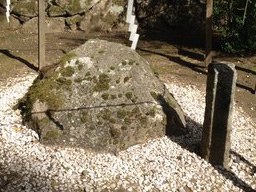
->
201, 62, 237, 169
254, 81, 256, 94
38, 0, 45, 70
205, 0, 213, 67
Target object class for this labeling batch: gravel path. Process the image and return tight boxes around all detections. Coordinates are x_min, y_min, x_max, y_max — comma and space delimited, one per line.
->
0, 74, 255, 192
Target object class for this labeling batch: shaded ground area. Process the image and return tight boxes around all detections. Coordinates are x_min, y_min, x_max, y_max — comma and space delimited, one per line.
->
0, 28, 255, 121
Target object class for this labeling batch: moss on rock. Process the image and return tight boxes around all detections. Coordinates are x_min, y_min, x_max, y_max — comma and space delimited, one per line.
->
74, 77, 83, 83
12, 1, 37, 17
110, 126, 121, 139
98, 49, 106, 54
101, 93, 109, 100
48, 5, 66, 17
45, 129, 60, 141
148, 107, 156, 117
78, 64, 83, 71
101, 109, 112, 121
110, 94, 117, 100
67, 113, 73, 119
61, 66, 75, 77
128, 60, 135, 65
165, 96, 177, 108
117, 109, 126, 119
125, 92, 133, 100
65, 0, 85, 15
39, 117, 50, 127
109, 118, 117, 124
57, 77, 72, 85
124, 117, 132, 125
116, 79, 120, 84
85, 72, 91, 76
59, 53, 77, 66
139, 116, 148, 125
93, 74, 111, 92
121, 60, 127, 66
150, 91, 159, 101
80, 111, 89, 123
27, 78, 64, 110
66, 15, 83, 26
131, 107, 140, 116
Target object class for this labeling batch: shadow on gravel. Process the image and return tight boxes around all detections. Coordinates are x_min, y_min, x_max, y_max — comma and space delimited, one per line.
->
138, 48, 255, 94
0, 166, 53, 191
178, 49, 205, 62
140, 29, 205, 49
216, 167, 255, 192
170, 116, 255, 192
0, 49, 38, 71
137, 47, 207, 74
235, 65, 256, 76
57, 33, 128, 50
57, 37, 87, 48
231, 151, 256, 174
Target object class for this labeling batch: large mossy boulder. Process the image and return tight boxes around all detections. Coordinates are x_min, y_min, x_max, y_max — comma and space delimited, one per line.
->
12, 0, 38, 18
20, 39, 186, 153
8, 0, 126, 32
57, 0, 99, 16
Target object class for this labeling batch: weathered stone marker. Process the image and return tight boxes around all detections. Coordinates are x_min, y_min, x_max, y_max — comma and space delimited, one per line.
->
201, 62, 237, 169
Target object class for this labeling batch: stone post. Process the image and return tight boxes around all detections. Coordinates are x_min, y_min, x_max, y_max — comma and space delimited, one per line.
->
201, 62, 237, 169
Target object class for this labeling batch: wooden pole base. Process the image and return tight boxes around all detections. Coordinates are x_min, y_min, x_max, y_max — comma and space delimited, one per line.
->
38, 0, 45, 71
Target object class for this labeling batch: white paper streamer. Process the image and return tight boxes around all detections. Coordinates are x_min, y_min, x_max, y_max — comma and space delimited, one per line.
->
130, 24, 138, 33
129, 32, 135, 41
126, 0, 140, 50
129, 24, 138, 41
131, 34, 139, 50
126, 0, 134, 23
6, 0, 11, 23
128, 15, 136, 31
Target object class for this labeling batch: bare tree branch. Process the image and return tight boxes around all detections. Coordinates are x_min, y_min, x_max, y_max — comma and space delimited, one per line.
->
243, 0, 250, 25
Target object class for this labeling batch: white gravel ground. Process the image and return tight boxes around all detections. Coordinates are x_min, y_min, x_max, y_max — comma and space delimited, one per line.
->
0, 73, 255, 192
